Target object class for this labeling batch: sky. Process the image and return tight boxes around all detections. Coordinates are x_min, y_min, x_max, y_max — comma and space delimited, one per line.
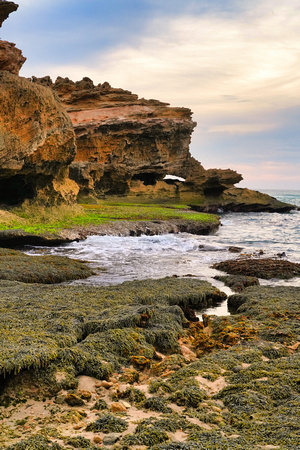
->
2, 0, 300, 190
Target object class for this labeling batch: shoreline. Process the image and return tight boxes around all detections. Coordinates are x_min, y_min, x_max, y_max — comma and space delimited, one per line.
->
0, 218, 220, 248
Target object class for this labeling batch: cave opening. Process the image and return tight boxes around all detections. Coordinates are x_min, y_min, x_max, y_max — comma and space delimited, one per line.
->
132, 172, 158, 186
0, 175, 35, 206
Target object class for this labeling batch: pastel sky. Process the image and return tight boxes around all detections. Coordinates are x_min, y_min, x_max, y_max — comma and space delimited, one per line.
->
2, 0, 300, 190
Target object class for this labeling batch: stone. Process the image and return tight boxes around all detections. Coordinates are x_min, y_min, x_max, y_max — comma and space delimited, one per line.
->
0, 40, 26, 74
102, 433, 121, 445
65, 393, 85, 406
0, 1, 18, 28
0, 72, 78, 205
79, 390, 92, 400
111, 402, 127, 412
101, 381, 114, 389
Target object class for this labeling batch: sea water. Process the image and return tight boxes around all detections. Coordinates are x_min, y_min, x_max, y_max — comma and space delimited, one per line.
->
27, 190, 300, 316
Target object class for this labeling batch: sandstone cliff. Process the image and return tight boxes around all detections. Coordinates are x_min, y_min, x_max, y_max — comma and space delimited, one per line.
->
29, 75, 290, 212
0, 72, 78, 204
0, 2, 293, 212
0, 2, 78, 205
33, 76, 245, 203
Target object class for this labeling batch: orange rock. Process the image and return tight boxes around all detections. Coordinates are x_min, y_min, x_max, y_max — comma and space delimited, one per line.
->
111, 402, 127, 412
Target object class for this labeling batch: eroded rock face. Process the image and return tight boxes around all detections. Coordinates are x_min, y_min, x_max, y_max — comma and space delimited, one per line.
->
0, 72, 78, 204
0, 2, 26, 75
0, 40, 26, 74
33, 76, 243, 201
0, 1, 18, 27
48, 76, 197, 197
31, 76, 294, 212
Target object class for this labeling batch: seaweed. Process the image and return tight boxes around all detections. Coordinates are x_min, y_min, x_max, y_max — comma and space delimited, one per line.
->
142, 396, 172, 413
85, 413, 128, 433
169, 385, 207, 408
6, 435, 63, 449
116, 386, 146, 404
0, 277, 225, 379
0, 249, 94, 284
66, 436, 96, 448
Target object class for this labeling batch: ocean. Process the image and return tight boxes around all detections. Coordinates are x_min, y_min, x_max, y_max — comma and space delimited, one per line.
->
27, 190, 300, 316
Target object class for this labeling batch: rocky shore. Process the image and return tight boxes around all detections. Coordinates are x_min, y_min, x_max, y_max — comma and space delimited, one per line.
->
1, 3, 300, 449
0, 253, 300, 449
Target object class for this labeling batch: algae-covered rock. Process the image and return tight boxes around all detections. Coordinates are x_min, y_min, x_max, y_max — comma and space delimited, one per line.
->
6, 435, 64, 449
213, 257, 300, 279
214, 274, 259, 292
0, 277, 225, 380
0, 248, 94, 283
86, 413, 128, 433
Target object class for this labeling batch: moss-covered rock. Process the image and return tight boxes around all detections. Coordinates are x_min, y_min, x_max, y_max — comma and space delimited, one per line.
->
0, 248, 94, 283
213, 257, 300, 280
86, 413, 128, 433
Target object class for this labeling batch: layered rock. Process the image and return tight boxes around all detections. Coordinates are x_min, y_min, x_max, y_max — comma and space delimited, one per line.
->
48, 76, 198, 197
0, 72, 78, 204
32, 76, 244, 203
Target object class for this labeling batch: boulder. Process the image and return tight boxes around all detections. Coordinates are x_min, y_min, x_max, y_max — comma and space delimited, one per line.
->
0, 72, 78, 204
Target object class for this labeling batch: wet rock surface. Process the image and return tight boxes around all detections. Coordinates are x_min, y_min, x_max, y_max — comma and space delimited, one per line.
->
213, 257, 300, 279
0, 248, 94, 283
1, 277, 300, 449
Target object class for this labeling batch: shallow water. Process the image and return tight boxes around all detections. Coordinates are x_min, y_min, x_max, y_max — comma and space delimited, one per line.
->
27, 190, 300, 317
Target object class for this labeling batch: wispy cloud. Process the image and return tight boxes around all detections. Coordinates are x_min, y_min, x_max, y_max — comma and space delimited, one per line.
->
16, 0, 300, 188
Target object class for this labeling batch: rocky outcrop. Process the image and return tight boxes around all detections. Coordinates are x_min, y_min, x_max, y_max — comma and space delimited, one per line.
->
31, 76, 248, 203
0, 72, 78, 204
0, 1, 18, 27
30, 76, 291, 212
0, 40, 26, 74
192, 187, 294, 213
46, 76, 198, 197
0, 2, 26, 74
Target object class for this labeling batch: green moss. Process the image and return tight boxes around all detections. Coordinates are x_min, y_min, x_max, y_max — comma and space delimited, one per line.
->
1, 202, 219, 235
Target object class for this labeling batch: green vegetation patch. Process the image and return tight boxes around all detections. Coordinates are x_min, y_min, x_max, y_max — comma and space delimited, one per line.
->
0, 201, 219, 235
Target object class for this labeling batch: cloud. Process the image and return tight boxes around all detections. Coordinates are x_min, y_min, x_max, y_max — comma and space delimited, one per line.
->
16, 0, 300, 189
236, 161, 300, 189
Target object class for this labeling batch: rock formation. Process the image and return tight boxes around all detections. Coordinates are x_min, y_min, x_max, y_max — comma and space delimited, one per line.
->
0, 2, 78, 205
0, 1, 26, 74
32, 76, 245, 202
0, 72, 78, 204
29, 75, 290, 212
0, 1, 17, 27
0, 2, 294, 211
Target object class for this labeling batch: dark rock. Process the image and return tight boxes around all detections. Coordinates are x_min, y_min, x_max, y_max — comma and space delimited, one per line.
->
0, 1, 18, 27
65, 393, 85, 406
213, 258, 300, 279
